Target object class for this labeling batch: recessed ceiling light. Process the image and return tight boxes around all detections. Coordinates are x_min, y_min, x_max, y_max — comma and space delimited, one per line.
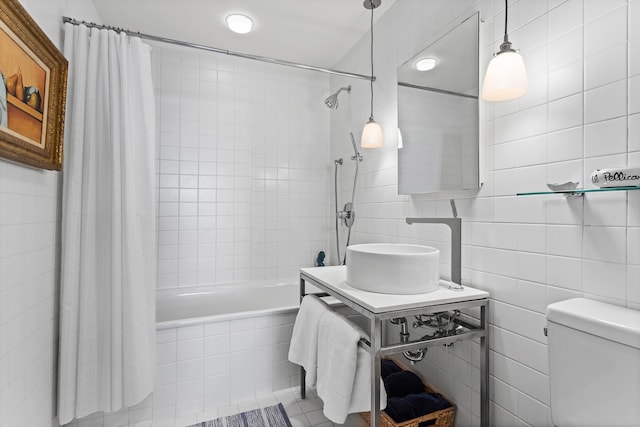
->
225, 14, 254, 34
415, 57, 437, 71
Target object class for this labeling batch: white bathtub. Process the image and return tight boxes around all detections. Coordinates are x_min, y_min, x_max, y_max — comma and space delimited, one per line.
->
151, 278, 322, 412
151, 278, 349, 413
156, 279, 305, 329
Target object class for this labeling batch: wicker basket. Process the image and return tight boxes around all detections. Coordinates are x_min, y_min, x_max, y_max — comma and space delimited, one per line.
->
361, 366, 456, 427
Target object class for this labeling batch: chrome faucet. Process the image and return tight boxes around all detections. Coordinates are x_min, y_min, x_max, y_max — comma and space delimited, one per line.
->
405, 215, 462, 289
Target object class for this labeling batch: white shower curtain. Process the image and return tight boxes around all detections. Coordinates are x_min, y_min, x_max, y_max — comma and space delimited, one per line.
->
58, 23, 156, 424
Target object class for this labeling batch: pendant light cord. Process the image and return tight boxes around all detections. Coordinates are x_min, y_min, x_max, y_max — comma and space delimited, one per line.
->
499, 0, 513, 52
369, 0, 374, 120
504, 0, 508, 37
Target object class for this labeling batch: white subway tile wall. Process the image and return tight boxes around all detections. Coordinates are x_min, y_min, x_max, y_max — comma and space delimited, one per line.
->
2, 1, 640, 426
150, 45, 332, 288
329, 0, 640, 426
0, 164, 60, 427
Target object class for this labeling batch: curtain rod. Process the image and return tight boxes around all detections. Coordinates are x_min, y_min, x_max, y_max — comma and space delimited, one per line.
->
398, 82, 478, 100
62, 17, 375, 82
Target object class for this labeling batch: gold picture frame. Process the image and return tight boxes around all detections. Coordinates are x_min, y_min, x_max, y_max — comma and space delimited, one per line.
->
0, 0, 68, 170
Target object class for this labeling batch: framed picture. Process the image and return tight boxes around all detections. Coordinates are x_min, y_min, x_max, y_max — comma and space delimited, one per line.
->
0, 0, 67, 170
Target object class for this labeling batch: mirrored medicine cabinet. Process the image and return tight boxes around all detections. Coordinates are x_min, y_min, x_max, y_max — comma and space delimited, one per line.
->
397, 12, 481, 195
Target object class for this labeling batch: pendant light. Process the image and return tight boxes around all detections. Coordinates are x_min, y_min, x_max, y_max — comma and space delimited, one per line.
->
481, 0, 528, 101
361, 0, 383, 148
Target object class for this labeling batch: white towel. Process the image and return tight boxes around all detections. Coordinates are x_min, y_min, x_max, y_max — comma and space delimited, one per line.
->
316, 310, 387, 423
288, 294, 331, 386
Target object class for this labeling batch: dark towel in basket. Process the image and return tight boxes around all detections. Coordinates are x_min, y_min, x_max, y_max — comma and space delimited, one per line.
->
381, 359, 403, 379
385, 392, 452, 423
383, 370, 425, 398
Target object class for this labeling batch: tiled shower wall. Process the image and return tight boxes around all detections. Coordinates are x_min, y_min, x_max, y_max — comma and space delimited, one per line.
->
150, 45, 332, 288
331, 0, 640, 426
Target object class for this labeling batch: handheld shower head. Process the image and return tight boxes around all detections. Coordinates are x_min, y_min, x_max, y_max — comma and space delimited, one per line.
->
349, 132, 358, 155
324, 85, 352, 109
350, 132, 363, 161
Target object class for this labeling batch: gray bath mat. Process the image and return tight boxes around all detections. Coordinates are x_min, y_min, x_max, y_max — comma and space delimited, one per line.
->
187, 403, 292, 427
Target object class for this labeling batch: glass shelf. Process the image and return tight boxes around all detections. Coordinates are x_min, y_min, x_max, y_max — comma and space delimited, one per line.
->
517, 186, 640, 197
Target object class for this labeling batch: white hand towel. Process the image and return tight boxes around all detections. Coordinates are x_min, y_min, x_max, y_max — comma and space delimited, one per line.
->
288, 294, 331, 386
348, 345, 387, 416
317, 310, 387, 423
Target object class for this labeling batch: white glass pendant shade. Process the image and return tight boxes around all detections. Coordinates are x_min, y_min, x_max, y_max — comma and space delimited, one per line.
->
482, 50, 528, 101
361, 119, 384, 148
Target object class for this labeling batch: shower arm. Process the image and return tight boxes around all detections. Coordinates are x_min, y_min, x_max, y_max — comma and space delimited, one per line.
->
337, 85, 352, 97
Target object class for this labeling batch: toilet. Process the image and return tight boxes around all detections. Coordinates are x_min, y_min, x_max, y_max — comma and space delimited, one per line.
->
546, 298, 640, 427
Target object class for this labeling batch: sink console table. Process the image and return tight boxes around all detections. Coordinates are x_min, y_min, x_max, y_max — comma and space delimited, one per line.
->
299, 265, 490, 427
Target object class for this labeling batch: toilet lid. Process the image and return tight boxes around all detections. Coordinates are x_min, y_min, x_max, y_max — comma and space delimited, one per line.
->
546, 298, 640, 350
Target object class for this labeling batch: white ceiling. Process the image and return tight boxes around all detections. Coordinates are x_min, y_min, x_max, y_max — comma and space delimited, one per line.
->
91, 0, 396, 69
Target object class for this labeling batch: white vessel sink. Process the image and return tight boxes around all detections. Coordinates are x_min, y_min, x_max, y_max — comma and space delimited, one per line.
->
345, 244, 440, 294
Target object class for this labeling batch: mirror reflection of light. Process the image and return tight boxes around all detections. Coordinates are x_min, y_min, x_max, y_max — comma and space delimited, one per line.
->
397, 128, 403, 149
415, 57, 437, 71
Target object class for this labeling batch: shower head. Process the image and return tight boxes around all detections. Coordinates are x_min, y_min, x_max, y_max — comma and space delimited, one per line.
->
324, 85, 352, 109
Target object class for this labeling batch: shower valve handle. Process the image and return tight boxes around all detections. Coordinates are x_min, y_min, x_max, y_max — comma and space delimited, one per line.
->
338, 203, 355, 227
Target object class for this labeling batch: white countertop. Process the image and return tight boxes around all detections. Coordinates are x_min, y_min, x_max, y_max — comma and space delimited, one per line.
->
300, 265, 489, 314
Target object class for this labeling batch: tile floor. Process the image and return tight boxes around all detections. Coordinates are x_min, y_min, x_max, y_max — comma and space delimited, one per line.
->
151, 387, 370, 427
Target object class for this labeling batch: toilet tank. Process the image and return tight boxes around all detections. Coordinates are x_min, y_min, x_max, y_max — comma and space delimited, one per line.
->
546, 298, 640, 427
